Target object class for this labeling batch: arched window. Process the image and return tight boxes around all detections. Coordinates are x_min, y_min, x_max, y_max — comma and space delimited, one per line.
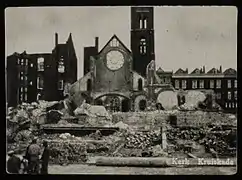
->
144, 18, 147, 29
138, 78, 143, 91
87, 79, 92, 91
139, 100, 146, 111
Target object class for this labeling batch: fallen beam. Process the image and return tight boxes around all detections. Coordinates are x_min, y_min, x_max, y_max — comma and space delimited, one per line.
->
94, 157, 236, 167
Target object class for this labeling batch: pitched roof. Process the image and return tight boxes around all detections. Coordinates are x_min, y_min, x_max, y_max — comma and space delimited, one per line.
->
223, 68, 237, 75
190, 68, 201, 74
207, 68, 218, 74
174, 68, 187, 75
156, 67, 164, 73
98, 34, 132, 55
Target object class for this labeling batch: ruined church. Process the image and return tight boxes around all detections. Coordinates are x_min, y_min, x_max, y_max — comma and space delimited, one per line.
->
69, 7, 174, 112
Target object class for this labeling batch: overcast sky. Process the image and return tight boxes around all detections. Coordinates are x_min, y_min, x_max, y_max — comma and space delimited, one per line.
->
5, 6, 237, 79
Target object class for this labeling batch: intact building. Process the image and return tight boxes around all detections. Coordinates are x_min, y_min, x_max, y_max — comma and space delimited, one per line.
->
6, 33, 78, 107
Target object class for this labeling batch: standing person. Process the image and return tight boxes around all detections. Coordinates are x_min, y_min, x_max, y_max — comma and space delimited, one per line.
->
40, 141, 50, 174
7, 150, 21, 174
26, 137, 41, 174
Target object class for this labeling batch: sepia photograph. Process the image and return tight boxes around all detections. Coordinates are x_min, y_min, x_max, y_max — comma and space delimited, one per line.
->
5, 6, 237, 175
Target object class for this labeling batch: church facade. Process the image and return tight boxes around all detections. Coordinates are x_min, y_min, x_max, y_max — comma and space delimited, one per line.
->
69, 7, 174, 112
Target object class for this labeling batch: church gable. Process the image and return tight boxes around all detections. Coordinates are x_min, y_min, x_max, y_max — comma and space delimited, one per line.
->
98, 34, 132, 56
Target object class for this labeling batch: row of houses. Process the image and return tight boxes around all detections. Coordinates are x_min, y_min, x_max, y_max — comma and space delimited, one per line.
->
157, 66, 237, 112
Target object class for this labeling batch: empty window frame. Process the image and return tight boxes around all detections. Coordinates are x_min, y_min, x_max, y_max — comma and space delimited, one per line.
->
58, 57, 65, 73
228, 91, 232, 100
216, 80, 221, 88
192, 80, 197, 89
199, 80, 204, 89
58, 80, 64, 90
37, 76, 44, 89
175, 80, 180, 89
216, 93, 221, 99
234, 80, 237, 88
227, 80, 231, 88
210, 80, 214, 88
139, 38, 146, 54
182, 80, 187, 89
37, 57, 44, 71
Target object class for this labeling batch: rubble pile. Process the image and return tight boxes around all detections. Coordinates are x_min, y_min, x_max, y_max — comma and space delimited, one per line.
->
124, 131, 161, 149
166, 125, 237, 157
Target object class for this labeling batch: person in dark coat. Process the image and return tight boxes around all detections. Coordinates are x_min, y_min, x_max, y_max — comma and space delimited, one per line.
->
7, 150, 21, 174
40, 141, 50, 174
25, 137, 41, 174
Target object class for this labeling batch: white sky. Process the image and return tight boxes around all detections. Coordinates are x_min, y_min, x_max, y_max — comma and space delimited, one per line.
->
5, 6, 237, 79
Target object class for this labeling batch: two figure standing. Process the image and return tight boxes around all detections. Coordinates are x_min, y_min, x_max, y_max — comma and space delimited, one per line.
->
7, 137, 50, 174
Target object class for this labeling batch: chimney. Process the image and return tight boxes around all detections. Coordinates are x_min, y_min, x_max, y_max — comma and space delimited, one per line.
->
219, 65, 222, 73
55, 33, 58, 46
186, 68, 188, 73
95, 37, 99, 52
203, 66, 205, 73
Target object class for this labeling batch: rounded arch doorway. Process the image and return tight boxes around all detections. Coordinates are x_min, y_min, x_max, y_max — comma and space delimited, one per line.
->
139, 99, 147, 111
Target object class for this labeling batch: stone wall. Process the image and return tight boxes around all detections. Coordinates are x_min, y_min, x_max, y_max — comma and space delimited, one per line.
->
112, 111, 236, 130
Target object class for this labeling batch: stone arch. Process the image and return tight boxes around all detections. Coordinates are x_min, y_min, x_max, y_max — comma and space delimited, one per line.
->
121, 98, 130, 112
134, 95, 147, 111
139, 99, 147, 111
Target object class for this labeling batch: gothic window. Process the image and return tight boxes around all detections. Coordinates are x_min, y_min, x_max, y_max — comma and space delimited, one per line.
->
58, 57, 65, 73
199, 80, 204, 89
175, 80, 179, 89
58, 80, 64, 90
37, 76, 44, 89
225, 103, 227, 108
21, 59, 24, 66
210, 80, 214, 88
24, 94, 27, 101
182, 80, 187, 89
232, 103, 234, 108
216, 80, 221, 88
139, 38, 146, 54
228, 91, 231, 100
227, 80, 231, 88
138, 78, 143, 91
37, 57, 44, 71
26, 59, 28, 66
192, 80, 197, 89
25, 87, 28, 93
234, 80, 237, 88
87, 79, 92, 91
139, 18, 142, 29
235, 103, 237, 108
110, 38, 119, 47
228, 103, 231, 108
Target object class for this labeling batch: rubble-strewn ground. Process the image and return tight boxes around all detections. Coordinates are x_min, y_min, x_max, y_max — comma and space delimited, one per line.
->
6, 100, 237, 169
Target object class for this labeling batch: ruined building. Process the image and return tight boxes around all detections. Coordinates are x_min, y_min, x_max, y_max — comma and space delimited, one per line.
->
6, 33, 78, 107
70, 6, 237, 113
